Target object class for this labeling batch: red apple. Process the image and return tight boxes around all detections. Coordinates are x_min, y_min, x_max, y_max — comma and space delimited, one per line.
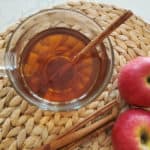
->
118, 57, 150, 107
112, 109, 150, 150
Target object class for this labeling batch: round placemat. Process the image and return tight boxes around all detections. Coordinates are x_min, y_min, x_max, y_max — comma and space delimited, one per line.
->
0, 1, 150, 150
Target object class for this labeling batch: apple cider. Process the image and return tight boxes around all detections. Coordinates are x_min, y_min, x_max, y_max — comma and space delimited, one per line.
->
20, 28, 107, 102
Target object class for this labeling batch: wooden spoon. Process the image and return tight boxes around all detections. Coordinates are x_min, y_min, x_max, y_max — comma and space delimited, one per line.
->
49, 10, 133, 81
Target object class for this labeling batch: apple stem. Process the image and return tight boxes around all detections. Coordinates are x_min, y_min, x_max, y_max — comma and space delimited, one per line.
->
147, 76, 150, 84
140, 130, 148, 144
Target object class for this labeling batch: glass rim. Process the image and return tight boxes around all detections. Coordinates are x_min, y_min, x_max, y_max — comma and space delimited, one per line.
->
5, 8, 114, 111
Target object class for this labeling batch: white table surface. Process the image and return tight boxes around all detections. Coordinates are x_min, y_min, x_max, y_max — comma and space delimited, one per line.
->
0, 0, 150, 32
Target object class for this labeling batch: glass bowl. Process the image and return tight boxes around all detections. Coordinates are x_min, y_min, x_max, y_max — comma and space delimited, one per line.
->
5, 8, 114, 111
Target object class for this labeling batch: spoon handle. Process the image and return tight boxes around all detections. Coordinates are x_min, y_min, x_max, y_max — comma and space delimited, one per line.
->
73, 10, 133, 62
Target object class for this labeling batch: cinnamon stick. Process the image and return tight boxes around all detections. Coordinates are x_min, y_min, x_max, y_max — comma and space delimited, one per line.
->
49, 107, 118, 150
62, 121, 114, 150
56, 100, 118, 140
36, 101, 119, 150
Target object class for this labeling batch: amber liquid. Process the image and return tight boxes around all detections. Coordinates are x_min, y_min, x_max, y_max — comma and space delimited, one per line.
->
20, 28, 105, 102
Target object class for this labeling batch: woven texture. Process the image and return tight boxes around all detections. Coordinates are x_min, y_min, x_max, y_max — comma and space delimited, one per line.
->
0, 1, 150, 150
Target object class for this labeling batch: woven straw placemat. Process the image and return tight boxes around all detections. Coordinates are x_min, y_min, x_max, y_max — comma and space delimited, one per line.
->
0, 1, 150, 150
